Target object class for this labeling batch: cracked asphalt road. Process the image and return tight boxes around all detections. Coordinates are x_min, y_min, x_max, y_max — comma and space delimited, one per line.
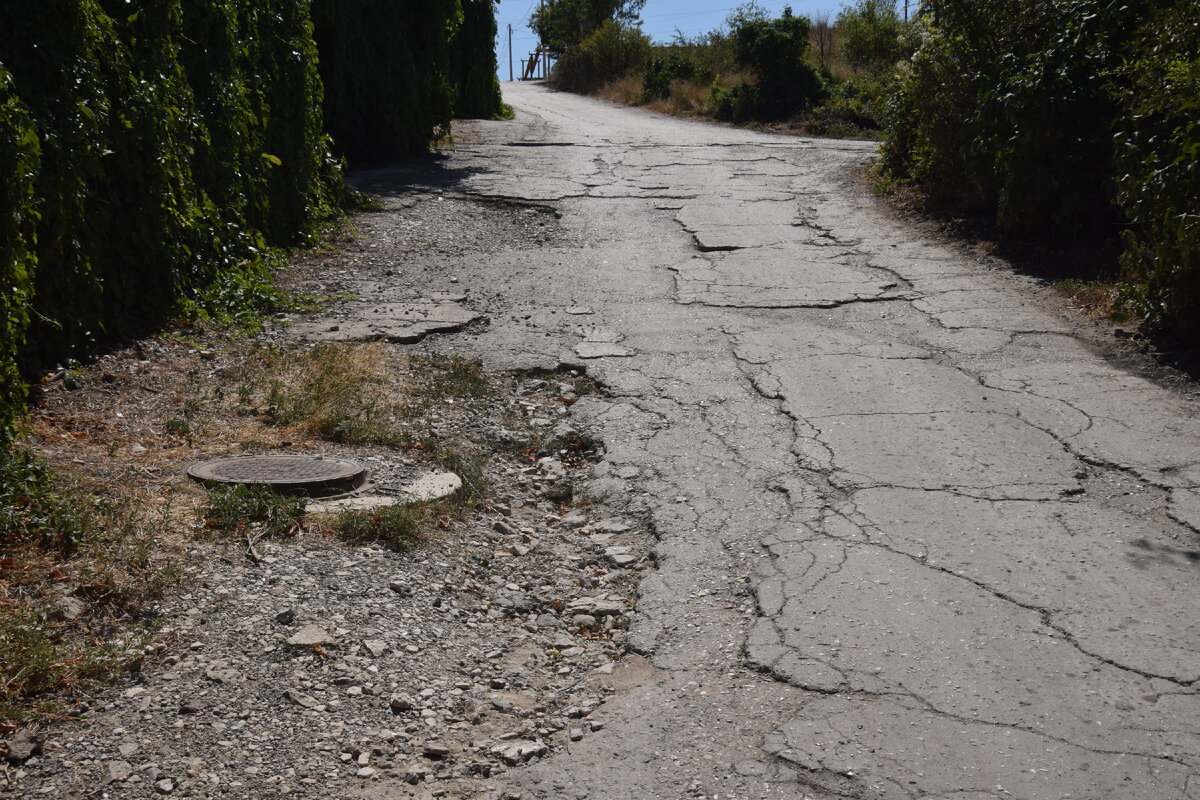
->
363, 83, 1200, 799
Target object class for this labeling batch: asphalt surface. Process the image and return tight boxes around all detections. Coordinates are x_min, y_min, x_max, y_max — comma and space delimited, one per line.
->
366, 82, 1200, 800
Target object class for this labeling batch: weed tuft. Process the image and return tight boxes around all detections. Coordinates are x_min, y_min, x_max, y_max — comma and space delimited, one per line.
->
327, 503, 423, 551
0, 449, 178, 723
203, 484, 305, 540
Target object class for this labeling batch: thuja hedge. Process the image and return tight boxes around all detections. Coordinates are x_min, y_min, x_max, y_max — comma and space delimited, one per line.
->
313, 0, 505, 161
0, 0, 342, 412
882, 0, 1199, 337
0, 0, 505, 447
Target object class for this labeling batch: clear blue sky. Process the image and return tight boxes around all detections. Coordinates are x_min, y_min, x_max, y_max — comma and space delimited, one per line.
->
494, 0, 837, 82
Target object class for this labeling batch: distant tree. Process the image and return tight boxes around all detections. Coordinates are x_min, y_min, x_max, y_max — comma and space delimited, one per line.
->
811, 9, 836, 63
718, 5, 824, 121
837, 0, 915, 70
531, 0, 646, 52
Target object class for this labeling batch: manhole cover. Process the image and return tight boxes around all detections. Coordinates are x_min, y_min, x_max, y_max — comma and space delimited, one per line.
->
188, 455, 366, 496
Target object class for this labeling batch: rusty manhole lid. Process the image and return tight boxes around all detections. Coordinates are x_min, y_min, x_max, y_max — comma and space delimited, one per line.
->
188, 455, 366, 496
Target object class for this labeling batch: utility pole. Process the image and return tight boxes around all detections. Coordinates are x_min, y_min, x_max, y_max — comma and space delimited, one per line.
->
507, 24, 513, 83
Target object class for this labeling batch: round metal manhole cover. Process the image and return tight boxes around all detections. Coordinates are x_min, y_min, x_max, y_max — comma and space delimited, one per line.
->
188, 455, 366, 496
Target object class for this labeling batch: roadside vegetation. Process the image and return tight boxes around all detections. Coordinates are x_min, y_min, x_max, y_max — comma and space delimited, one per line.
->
537, 0, 1198, 359
0, 333, 523, 724
880, 0, 1198, 358
0, 1, 508, 725
540, 0, 916, 138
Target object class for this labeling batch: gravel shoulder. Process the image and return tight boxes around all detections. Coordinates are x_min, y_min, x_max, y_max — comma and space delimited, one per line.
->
4, 186, 653, 800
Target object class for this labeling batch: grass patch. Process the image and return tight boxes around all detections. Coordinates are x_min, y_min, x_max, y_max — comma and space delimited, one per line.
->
1053, 278, 1122, 320
326, 503, 423, 551
0, 449, 178, 724
266, 342, 416, 447
203, 484, 306, 540
422, 355, 492, 399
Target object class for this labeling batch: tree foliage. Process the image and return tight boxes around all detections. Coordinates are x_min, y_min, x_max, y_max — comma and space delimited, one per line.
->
1112, 3, 1200, 337
452, 0, 506, 119
0, 0, 505, 456
713, 6, 825, 122
531, 0, 646, 52
883, 0, 1200, 338
836, 0, 915, 71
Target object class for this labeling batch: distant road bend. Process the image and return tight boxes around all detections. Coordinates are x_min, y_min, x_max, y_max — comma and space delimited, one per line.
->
373, 82, 1200, 800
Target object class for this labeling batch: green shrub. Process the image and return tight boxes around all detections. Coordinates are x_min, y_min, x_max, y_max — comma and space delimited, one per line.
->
713, 7, 825, 122
641, 52, 712, 102
532, 0, 646, 53
0, 0, 343, 372
550, 20, 650, 93
881, 0, 1138, 236
1113, 3, 1200, 337
0, 66, 38, 450
312, 0, 461, 160
836, 0, 917, 72
452, 0, 505, 119
204, 484, 306, 540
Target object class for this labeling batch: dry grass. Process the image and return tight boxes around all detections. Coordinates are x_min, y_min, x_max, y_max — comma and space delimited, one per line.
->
596, 74, 643, 106
4, 336, 508, 724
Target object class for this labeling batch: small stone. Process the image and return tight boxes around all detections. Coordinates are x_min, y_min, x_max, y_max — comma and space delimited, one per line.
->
363, 639, 388, 658
130, 444, 148, 455
388, 581, 410, 596
179, 698, 210, 715
491, 745, 523, 766
155, 778, 174, 794
543, 481, 573, 501
357, 767, 375, 778
390, 694, 414, 713
560, 510, 587, 528
107, 760, 132, 783
404, 764, 427, 784
493, 519, 518, 537
205, 667, 240, 684
57, 596, 86, 622
274, 609, 296, 625
283, 690, 320, 709
286, 626, 331, 647
572, 614, 598, 630
423, 742, 451, 759
118, 743, 139, 758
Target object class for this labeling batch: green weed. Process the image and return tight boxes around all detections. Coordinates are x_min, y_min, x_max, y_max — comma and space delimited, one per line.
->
203, 484, 305, 540
327, 503, 423, 551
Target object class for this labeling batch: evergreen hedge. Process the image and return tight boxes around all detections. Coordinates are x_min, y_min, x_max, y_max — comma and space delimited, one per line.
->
313, 0, 505, 161
0, 0, 504, 454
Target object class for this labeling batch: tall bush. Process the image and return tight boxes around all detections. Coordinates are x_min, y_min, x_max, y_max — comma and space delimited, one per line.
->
532, 0, 646, 52
0, 0, 343, 382
551, 20, 650, 93
714, 7, 824, 122
0, 67, 39, 447
312, 0, 461, 161
452, 0, 505, 119
1113, 3, 1200, 337
836, 0, 915, 72
881, 0, 1138, 236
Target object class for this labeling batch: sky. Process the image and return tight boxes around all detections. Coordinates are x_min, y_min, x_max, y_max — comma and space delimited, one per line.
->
494, 0, 839, 82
